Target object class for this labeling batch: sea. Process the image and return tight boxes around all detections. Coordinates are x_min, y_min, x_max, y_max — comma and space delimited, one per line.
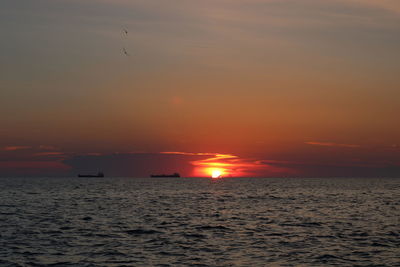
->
0, 177, 399, 266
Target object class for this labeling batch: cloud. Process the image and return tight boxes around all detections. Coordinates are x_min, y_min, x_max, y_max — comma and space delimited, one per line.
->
33, 152, 66, 158
161, 152, 241, 176
1, 149, 400, 177
163, 151, 295, 177
3, 145, 59, 151
60, 151, 295, 178
305, 141, 361, 148
3, 146, 32, 151
73, 151, 396, 178
160, 151, 219, 156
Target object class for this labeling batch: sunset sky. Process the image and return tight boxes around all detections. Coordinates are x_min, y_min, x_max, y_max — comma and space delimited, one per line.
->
1, 0, 399, 177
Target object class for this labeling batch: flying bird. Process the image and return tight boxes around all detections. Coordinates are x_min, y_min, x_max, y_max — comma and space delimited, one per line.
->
121, 28, 130, 56
122, 47, 130, 56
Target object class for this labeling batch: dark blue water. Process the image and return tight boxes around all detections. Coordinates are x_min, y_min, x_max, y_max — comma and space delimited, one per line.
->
0, 177, 399, 266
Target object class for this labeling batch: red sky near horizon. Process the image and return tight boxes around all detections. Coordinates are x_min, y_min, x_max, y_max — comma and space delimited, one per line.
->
0, 0, 399, 177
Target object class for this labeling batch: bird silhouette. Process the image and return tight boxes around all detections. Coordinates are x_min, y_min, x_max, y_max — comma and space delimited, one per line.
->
122, 47, 130, 56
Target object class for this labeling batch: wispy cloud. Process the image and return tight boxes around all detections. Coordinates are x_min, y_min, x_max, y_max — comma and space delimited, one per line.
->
3, 146, 31, 151
161, 151, 294, 177
305, 141, 361, 148
34, 152, 66, 158
3, 149, 399, 177
160, 151, 221, 157
3, 145, 59, 151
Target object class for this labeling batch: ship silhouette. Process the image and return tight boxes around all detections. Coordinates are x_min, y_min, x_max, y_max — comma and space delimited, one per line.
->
150, 172, 180, 178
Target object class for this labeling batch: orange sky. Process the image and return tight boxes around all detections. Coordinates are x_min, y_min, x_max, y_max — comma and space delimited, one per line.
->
0, 0, 399, 177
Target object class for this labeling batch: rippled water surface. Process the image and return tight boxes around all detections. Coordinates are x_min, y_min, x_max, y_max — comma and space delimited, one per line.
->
0, 177, 399, 266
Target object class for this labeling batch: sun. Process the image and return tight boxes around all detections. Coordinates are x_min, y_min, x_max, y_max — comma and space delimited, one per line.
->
211, 169, 223, 179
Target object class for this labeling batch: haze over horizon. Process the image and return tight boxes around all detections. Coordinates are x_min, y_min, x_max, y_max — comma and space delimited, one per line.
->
1, 0, 399, 177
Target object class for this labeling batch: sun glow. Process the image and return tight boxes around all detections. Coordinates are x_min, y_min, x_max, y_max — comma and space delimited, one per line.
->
211, 169, 223, 179
165, 152, 253, 178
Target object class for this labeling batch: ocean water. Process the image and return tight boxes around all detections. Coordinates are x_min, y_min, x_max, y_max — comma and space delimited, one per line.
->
0, 177, 399, 267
